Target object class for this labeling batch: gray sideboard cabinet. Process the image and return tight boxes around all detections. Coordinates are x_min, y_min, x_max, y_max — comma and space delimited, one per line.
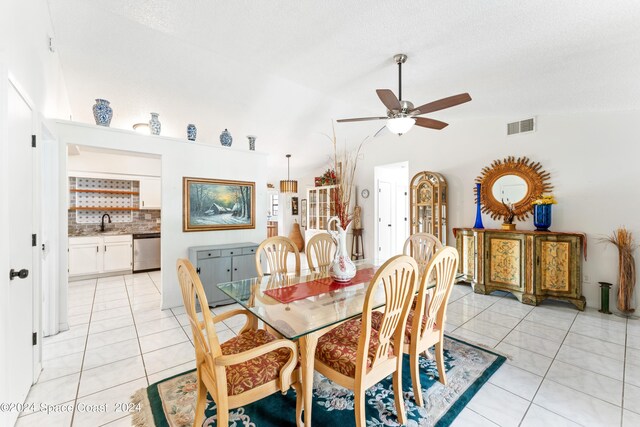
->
188, 242, 259, 307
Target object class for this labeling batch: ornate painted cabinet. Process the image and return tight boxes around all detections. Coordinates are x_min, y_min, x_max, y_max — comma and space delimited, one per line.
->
454, 228, 586, 310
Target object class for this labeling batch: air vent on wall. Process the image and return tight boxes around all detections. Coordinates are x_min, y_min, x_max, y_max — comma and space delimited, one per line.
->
507, 117, 536, 135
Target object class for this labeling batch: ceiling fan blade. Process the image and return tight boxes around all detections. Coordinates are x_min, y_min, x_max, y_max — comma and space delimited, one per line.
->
376, 89, 401, 111
415, 117, 449, 130
336, 116, 388, 123
410, 93, 472, 115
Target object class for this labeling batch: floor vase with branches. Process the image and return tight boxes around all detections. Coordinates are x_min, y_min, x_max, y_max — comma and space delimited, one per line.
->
606, 227, 637, 314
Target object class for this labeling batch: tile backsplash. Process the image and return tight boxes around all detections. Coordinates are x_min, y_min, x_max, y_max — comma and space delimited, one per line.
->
69, 177, 161, 236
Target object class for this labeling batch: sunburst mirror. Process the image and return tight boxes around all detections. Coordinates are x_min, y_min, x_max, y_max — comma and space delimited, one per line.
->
476, 156, 552, 221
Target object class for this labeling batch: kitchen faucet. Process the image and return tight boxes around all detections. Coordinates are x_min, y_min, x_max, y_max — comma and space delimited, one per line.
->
100, 213, 112, 232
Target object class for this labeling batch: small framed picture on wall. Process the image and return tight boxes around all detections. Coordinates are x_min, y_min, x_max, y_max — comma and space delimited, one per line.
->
291, 196, 299, 215
301, 199, 307, 228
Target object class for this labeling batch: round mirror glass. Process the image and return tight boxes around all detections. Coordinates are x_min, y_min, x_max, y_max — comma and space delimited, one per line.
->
491, 174, 528, 204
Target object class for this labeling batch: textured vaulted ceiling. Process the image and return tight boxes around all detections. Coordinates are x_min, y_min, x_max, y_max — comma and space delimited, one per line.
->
48, 0, 640, 178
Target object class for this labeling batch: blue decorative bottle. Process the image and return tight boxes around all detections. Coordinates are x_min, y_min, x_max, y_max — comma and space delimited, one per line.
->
220, 129, 233, 147
533, 204, 552, 231
92, 99, 113, 126
473, 183, 484, 229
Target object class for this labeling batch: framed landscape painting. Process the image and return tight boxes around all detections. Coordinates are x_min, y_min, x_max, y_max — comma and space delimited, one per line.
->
183, 177, 255, 232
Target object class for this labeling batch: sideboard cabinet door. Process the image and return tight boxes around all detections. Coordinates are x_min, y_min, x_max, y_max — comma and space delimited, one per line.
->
534, 234, 585, 310
483, 232, 526, 295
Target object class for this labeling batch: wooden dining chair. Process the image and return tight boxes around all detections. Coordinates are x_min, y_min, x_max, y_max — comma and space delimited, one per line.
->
313, 255, 418, 427
403, 247, 459, 406
306, 233, 336, 273
403, 232, 443, 280
176, 259, 303, 427
256, 236, 301, 277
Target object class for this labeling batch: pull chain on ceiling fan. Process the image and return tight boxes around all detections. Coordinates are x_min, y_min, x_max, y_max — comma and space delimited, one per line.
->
337, 54, 472, 135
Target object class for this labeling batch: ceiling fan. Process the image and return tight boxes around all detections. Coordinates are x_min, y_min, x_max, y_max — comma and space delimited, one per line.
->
337, 54, 472, 135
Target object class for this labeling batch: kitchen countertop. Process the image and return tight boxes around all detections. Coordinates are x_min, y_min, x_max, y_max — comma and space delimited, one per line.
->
69, 228, 160, 237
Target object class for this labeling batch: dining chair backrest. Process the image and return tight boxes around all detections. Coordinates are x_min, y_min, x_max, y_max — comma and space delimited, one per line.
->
176, 259, 222, 376
403, 233, 443, 279
256, 236, 301, 277
306, 233, 336, 273
413, 246, 459, 340
359, 255, 418, 372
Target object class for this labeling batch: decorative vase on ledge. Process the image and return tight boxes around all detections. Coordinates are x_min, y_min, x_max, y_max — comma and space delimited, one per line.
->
247, 135, 256, 151
473, 182, 484, 229
327, 216, 357, 282
220, 129, 233, 147
187, 124, 197, 141
533, 204, 552, 231
92, 99, 113, 127
149, 113, 161, 135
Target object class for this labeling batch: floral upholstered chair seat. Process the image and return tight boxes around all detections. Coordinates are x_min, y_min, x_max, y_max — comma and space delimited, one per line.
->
370, 310, 438, 344
315, 318, 391, 378
219, 329, 292, 395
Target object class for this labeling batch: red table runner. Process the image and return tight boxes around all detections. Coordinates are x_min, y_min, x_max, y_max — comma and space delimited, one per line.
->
263, 267, 378, 304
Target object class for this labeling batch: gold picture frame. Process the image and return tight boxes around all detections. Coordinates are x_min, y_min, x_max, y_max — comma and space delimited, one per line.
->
183, 177, 255, 232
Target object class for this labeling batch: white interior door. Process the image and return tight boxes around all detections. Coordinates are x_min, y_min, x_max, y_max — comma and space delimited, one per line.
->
377, 181, 393, 261
395, 184, 409, 252
5, 81, 35, 425
41, 136, 59, 337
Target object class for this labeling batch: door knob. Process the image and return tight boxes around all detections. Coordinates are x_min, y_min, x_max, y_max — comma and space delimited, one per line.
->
9, 269, 29, 280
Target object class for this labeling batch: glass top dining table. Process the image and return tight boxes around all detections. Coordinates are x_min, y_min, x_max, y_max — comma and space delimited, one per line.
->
216, 259, 437, 427
216, 260, 393, 340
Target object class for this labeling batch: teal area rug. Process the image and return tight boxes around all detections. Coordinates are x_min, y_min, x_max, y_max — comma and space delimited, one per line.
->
132, 336, 505, 427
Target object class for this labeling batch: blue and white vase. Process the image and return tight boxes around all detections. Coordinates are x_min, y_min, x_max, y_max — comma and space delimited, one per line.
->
149, 113, 161, 135
92, 99, 113, 127
187, 124, 197, 141
247, 135, 256, 151
219, 129, 232, 147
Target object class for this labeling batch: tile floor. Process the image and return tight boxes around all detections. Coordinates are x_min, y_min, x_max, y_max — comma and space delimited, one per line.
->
16, 270, 640, 426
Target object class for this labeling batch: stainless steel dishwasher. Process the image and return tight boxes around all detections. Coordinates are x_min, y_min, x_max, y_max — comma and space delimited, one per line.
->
133, 233, 161, 272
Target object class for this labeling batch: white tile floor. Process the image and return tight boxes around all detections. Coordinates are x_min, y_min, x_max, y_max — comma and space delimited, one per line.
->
15, 270, 640, 426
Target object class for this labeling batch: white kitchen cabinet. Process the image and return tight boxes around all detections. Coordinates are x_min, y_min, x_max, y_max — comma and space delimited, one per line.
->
68, 237, 100, 276
139, 177, 161, 209
103, 235, 134, 272
69, 235, 132, 277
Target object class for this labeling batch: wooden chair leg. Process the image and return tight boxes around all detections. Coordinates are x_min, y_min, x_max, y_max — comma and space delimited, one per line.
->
410, 351, 424, 407
293, 382, 303, 427
354, 384, 366, 427
393, 364, 407, 424
435, 341, 447, 386
193, 378, 207, 427
216, 395, 229, 427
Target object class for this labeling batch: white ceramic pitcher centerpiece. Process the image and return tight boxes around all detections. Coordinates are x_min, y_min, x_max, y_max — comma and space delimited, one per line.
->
327, 216, 357, 282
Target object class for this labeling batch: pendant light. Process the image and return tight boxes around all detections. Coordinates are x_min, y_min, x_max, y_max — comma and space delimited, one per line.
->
279, 154, 298, 193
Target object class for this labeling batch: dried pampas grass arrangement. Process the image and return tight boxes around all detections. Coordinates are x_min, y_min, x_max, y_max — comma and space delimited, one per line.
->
604, 227, 637, 313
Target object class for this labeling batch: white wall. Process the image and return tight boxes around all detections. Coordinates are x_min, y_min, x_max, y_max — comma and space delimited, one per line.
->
67, 148, 161, 177
56, 121, 268, 309
350, 111, 640, 311
0, 0, 71, 118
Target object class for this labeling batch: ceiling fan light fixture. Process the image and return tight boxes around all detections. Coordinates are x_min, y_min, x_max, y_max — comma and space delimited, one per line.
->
386, 117, 415, 135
